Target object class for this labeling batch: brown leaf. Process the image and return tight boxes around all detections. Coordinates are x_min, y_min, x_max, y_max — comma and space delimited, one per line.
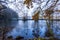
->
32, 11, 39, 21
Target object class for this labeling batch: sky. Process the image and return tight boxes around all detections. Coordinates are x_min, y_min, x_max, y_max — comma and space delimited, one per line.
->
1, 0, 60, 19
1, 0, 45, 17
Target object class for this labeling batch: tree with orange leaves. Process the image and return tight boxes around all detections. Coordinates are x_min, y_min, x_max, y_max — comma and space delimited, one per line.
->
24, 0, 33, 8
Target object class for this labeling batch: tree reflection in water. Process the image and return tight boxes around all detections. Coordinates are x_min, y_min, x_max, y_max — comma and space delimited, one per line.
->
0, 20, 18, 40
32, 21, 40, 38
23, 20, 28, 36
1, 20, 60, 40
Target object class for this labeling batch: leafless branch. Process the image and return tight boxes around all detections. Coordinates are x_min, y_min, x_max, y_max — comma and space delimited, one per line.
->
47, 0, 59, 10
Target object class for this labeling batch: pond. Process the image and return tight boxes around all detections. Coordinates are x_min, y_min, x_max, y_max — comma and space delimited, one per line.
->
0, 20, 60, 39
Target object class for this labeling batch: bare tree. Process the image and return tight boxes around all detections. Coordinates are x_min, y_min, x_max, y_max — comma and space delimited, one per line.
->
43, 0, 59, 38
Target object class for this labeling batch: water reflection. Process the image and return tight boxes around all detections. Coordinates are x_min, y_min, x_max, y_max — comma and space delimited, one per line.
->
53, 21, 60, 39
32, 21, 40, 38
6, 20, 47, 39
0, 20, 18, 40
0, 20, 60, 39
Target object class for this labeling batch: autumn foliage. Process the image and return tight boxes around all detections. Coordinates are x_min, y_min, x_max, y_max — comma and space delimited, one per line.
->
32, 11, 39, 21
24, 0, 32, 8
44, 9, 54, 19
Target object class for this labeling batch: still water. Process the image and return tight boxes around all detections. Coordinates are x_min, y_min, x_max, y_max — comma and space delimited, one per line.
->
0, 20, 60, 39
